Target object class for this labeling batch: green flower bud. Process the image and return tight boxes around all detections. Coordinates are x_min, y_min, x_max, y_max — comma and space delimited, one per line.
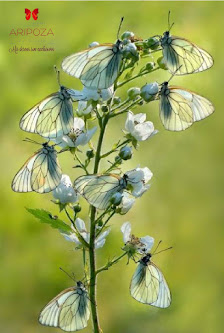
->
101, 105, 108, 113
113, 96, 121, 105
145, 62, 155, 71
86, 149, 95, 159
127, 87, 141, 100
122, 43, 139, 61
122, 39, 131, 46
110, 192, 123, 206
121, 31, 134, 40
157, 56, 168, 70
74, 204, 81, 213
119, 146, 132, 160
145, 37, 160, 50
97, 220, 103, 227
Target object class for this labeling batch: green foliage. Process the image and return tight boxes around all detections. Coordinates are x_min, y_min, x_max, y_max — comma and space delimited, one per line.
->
26, 208, 72, 234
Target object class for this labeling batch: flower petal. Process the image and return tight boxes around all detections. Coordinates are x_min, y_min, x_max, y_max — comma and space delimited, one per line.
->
121, 222, 131, 243
140, 235, 154, 252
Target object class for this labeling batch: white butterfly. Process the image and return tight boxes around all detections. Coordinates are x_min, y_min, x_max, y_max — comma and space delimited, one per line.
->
20, 86, 85, 139
130, 253, 171, 308
62, 40, 123, 90
39, 281, 90, 332
158, 81, 214, 131
159, 30, 213, 75
11, 142, 62, 193
74, 174, 128, 210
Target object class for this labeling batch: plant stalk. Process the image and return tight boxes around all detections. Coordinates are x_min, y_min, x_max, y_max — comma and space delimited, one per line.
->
89, 114, 109, 333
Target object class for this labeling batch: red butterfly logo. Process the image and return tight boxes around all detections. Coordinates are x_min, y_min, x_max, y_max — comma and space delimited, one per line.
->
25, 8, 39, 21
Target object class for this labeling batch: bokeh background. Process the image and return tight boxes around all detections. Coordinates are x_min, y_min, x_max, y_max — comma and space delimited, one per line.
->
0, 1, 223, 333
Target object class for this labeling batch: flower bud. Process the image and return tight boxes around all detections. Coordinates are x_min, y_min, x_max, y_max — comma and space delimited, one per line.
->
127, 87, 141, 100
73, 203, 81, 213
122, 43, 139, 61
144, 37, 160, 50
119, 146, 132, 160
97, 220, 103, 227
113, 96, 121, 105
110, 192, 123, 206
89, 41, 99, 48
122, 39, 131, 46
145, 62, 155, 71
140, 82, 159, 102
121, 31, 134, 40
86, 149, 95, 159
101, 105, 108, 113
157, 56, 168, 70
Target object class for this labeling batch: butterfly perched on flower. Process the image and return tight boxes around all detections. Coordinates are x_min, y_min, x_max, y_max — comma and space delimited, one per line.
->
158, 81, 214, 131
39, 281, 90, 331
20, 69, 85, 139
130, 241, 172, 308
61, 18, 124, 89
11, 141, 62, 193
158, 12, 213, 75
25, 8, 39, 21
74, 174, 128, 210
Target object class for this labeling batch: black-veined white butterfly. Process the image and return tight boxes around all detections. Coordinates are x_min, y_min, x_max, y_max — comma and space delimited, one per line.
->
158, 81, 214, 131
11, 141, 62, 193
130, 252, 171, 308
158, 12, 213, 75
39, 281, 90, 332
74, 173, 128, 210
61, 18, 124, 90
20, 69, 85, 139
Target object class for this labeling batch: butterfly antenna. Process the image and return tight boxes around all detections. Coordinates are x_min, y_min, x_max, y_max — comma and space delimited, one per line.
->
54, 65, 61, 88
59, 267, 76, 282
168, 65, 182, 83
152, 240, 162, 255
168, 10, 174, 32
23, 137, 41, 145
117, 17, 124, 40
153, 246, 173, 256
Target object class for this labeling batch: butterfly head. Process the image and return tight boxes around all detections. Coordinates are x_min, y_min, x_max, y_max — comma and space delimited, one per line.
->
113, 39, 123, 53
140, 253, 152, 266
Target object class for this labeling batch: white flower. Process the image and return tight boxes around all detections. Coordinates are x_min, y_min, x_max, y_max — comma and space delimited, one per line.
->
81, 86, 114, 102
53, 117, 97, 148
121, 222, 154, 254
140, 82, 159, 102
89, 41, 99, 48
125, 166, 153, 197
117, 192, 135, 215
77, 101, 93, 116
53, 174, 78, 204
61, 218, 110, 249
125, 111, 158, 141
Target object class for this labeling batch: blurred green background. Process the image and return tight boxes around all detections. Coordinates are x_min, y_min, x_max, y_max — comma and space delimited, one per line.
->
0, 1, 223, 333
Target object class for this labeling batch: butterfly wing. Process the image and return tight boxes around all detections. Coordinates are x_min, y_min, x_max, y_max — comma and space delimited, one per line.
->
20, 91, 74, 139
170, 87, 214, 122
162, 36, 213, 75
12, 146, 61, 193
39, 286, 90, 332
74, 174, 123, 210
159, 87, 194, 131
31, 146, 61, 193
11, 154, 36, 192
62, 44, 122, 89
32, 8, 39, 20
25, 8, 31, 20
130, 261, 171, 308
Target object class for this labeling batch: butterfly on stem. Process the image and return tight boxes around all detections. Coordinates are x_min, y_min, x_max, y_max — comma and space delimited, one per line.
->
39, 268, 90, 332
130, 241, 172, 308
152, 11, 214, 75
20, 67, 85, 139
61, 17, 125, 89
11, 140, 62, 193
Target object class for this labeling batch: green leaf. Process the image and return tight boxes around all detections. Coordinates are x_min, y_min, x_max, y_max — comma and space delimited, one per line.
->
26, 208, 72, 234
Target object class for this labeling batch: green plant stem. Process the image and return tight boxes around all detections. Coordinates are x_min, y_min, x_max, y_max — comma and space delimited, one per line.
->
74, 152, 89, 175
96, 252, 127, 275
96, 211, 115, 238
100, 139, 131, 159
117, 66, 160, 89
89, 114, 109, 333
110, 97, 142, 119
